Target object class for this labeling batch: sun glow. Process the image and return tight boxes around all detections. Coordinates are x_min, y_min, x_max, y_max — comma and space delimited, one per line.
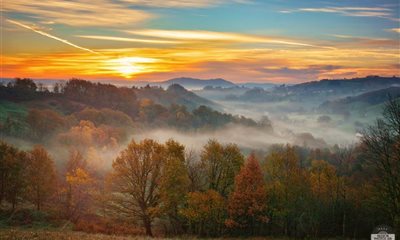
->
106, 57, 157, 78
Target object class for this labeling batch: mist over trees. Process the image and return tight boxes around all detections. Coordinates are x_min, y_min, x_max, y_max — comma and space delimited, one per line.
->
0, 78, 399, 238
0, 78, 271, 139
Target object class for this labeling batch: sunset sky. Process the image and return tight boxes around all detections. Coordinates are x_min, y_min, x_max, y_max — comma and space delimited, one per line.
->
2, 0, 400, 83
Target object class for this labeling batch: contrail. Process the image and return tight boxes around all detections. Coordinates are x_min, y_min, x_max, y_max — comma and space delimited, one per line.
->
7, 19, 100, 55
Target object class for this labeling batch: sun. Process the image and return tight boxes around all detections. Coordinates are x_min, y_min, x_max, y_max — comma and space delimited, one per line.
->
116, 62, 143, 77
106, 57, 156, 78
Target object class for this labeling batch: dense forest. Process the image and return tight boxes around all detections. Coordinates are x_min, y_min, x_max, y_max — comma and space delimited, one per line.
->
0, 78, 399, 238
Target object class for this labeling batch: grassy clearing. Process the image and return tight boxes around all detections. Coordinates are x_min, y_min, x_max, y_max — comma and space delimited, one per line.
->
0, 228, 290, 240
0, 101, 27, 123
0, 228, 160, 240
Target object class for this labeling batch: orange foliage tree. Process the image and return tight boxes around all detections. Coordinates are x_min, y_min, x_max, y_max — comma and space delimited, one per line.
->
180, 190, 225, 237
226, 153, 268, 235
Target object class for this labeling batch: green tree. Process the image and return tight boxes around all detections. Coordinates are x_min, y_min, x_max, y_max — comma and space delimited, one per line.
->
159, 139, 190, 234
200, 140, 244, 196
264, 144, 311, 237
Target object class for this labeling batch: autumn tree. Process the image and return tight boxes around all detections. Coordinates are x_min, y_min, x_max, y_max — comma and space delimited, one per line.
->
310, 160, 338, 204
361, 97, 400, 230
109, 139, 165, 236
309, 160, 343, 236
159, 139, 190, 234
138, 99, 168, 126
226, 154, 268, 235
185, 150, 204, 192
200, 140, 244, 196
181, 190, 225, 237
58, 120, 120, 152
26, 108, 67, 141
0, 141, 27, 209
63, 150, 95, 222
73, 107, 134, 129
167, 104, 193, 129
62, 79, 138, 116
264, 144, 311, 237
26, 145, 57, 210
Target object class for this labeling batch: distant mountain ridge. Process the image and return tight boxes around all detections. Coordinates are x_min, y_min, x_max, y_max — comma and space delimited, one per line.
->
129, 77, 236, 90
163, 77, 235, 88
289, 76, 400, 93
319, 86, 400, 114
221, 76, 400, 107
2, 75, 398, 92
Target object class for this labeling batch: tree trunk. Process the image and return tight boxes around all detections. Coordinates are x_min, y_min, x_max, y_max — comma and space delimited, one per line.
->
143, 218, 153, 237
342, 212, 346, 238
36, 187, 41, 211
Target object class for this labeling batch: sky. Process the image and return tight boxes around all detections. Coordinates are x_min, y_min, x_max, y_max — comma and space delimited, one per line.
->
1, 0, 400, 83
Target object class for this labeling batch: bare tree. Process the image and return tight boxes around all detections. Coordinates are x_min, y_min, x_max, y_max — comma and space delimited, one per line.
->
362, 97, 400, 229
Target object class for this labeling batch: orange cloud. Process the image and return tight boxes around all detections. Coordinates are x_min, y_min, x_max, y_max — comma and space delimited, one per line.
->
3, 43, 399, 83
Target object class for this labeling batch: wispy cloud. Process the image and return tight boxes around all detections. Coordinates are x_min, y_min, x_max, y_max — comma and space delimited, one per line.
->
7, 19, 99, 54
331, 34, 399, 48
76, 35, 180, 44
3, 0, 251, 27
281, 6, 396, 20
120, 0, 251, 8
3, 0, 151, 27
387, 28, 400, 33
127, 29, 317, 47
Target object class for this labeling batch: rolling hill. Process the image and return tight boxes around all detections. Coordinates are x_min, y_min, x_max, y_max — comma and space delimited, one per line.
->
318, 86, 400, 115
223, 76, 400, 105
289, 76, 399, 94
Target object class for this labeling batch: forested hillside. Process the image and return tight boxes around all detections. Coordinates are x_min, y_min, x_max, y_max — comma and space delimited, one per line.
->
0, 78, 399, 238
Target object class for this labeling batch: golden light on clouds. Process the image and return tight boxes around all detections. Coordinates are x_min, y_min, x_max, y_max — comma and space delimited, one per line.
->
2, 0, 399, 83
3, 44, 399, 83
